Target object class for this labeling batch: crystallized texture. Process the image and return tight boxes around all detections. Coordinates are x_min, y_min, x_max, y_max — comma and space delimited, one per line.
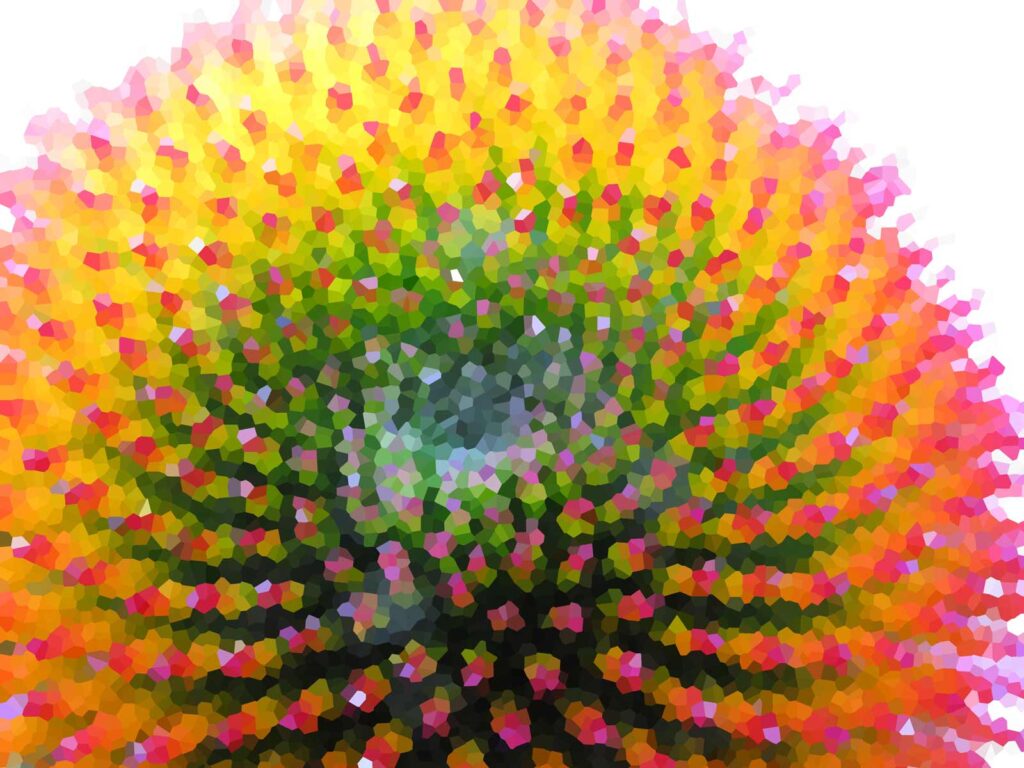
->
0, 1, 1022, 766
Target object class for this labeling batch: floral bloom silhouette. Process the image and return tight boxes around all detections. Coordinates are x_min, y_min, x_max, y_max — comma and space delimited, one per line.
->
0, 1, 1022, 766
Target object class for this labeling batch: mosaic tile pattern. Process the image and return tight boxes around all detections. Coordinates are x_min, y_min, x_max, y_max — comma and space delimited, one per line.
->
1, 0, 1023, 765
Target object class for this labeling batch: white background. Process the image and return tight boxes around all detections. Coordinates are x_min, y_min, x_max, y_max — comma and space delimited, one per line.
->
1, 1, 1023, 765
